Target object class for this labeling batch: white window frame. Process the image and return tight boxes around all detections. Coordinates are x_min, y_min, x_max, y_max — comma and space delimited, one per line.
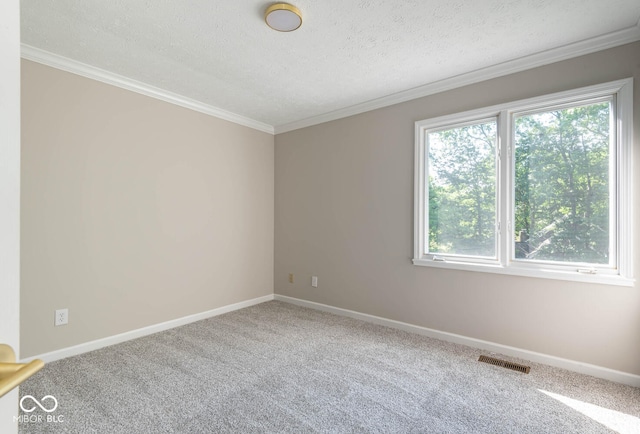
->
413, 79, 634, 286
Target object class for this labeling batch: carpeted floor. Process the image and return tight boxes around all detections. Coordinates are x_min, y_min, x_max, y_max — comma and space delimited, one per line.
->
18, 301, 640, 433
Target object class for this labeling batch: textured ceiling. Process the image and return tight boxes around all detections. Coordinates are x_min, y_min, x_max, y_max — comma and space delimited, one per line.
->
20, 0, 640, 130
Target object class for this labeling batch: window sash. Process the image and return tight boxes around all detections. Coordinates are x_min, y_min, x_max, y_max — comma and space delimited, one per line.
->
424, 117, 499, 261
509, 96, 617, 271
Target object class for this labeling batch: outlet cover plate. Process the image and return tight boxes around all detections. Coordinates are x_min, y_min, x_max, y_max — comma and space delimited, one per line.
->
55, 308, 68, 326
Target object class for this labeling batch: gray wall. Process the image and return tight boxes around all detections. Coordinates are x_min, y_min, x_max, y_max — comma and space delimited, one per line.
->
274, 42, 640, 375
21, 60, 274, 357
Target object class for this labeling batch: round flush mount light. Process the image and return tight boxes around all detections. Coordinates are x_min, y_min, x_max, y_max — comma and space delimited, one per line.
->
265, 3, 302, 32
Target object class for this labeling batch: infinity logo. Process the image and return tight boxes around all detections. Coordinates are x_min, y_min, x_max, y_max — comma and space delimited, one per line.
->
20, 395, 58, 413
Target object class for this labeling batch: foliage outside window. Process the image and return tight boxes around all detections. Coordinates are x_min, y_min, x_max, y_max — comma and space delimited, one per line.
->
427, 119, 497, 258
414, 79, 634, 285
513, 101, 611, 265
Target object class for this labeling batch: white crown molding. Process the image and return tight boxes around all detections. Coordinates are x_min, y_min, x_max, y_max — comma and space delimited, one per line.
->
274, 22, 640, 134
21, 294, 275, 364
20, 44, 275, 135
274, 294, 640, 387
21, 20, 640, 137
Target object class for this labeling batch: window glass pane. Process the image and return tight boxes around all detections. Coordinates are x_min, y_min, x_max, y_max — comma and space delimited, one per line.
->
427, 120, 497, 257
514, 101, 611, 264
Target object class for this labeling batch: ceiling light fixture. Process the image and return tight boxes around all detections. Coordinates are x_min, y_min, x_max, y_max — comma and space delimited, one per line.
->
265, 3, 302, 32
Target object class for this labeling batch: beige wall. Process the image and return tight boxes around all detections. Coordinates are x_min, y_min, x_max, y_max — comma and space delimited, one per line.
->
21, 60, 274, 357
274, 42, 640, 375
19, 41, 640, 374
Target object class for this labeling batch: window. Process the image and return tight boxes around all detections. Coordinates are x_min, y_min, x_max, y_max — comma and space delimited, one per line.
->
427, 119, 498, 260
414, 79, 633, 285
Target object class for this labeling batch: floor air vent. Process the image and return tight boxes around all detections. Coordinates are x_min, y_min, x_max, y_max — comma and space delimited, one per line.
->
478, 355, 531, 374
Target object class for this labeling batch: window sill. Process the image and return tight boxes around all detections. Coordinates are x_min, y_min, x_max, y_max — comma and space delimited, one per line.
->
412, 258, 634, 287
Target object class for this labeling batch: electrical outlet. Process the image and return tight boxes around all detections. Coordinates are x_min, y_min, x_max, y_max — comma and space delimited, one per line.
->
55, 308, 68, 326
311, 276, 318, 288
289, 273, 294, 283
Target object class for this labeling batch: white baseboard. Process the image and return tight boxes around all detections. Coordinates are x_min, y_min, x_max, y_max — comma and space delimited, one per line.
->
22, 294, 274, 364
22, 292, 640, 387
274, 294, 640, 388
